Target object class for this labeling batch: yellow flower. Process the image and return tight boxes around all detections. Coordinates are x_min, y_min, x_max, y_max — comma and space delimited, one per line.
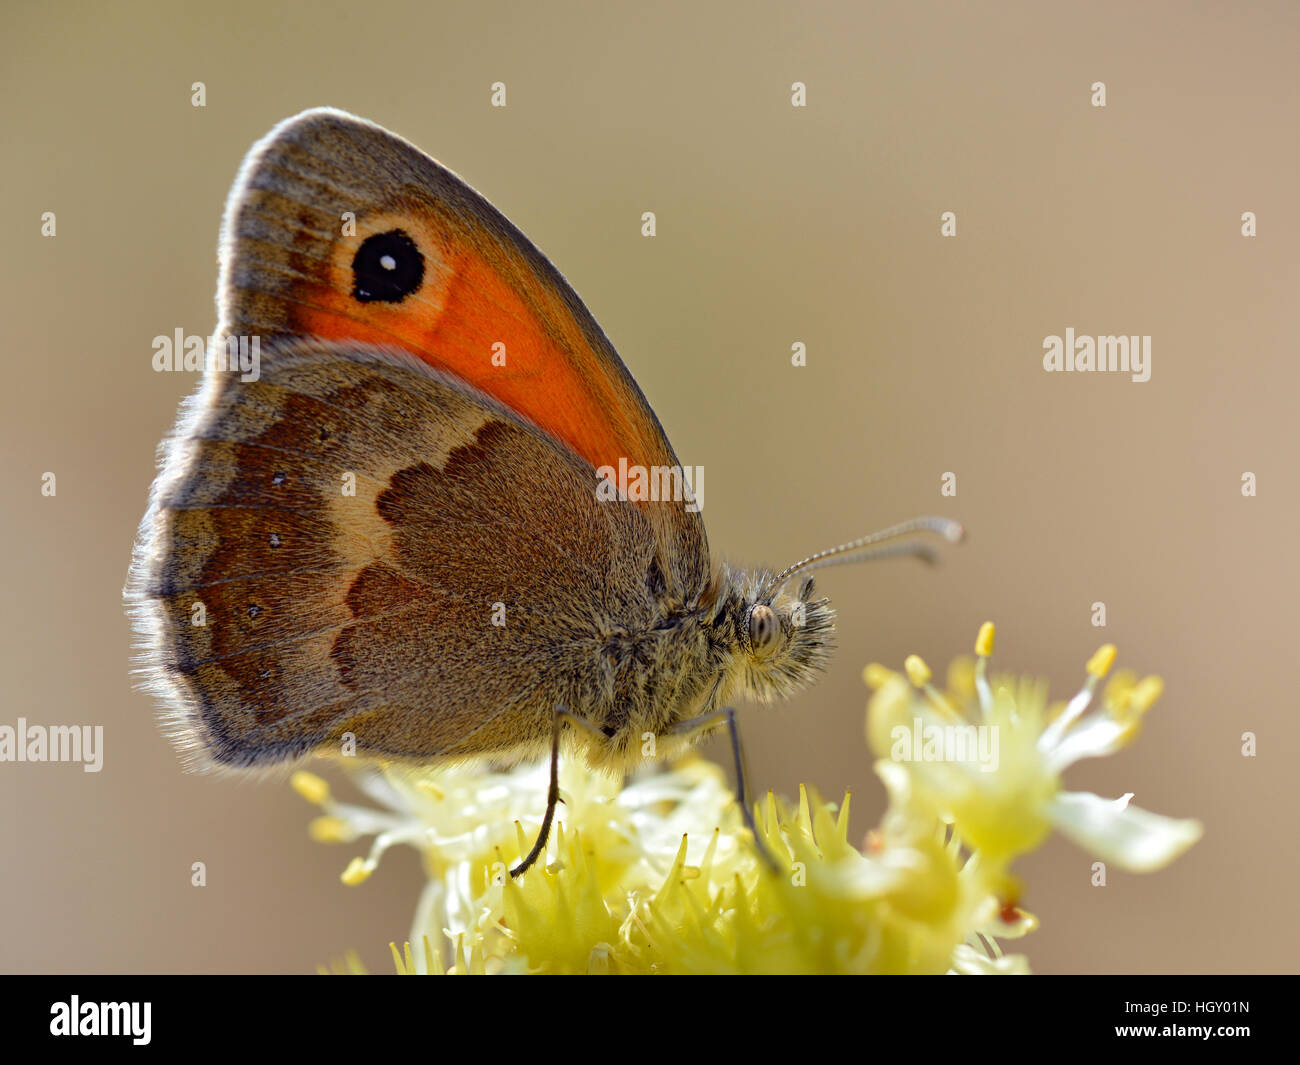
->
864, 623, 1202, 874
300, 622, 1200, 974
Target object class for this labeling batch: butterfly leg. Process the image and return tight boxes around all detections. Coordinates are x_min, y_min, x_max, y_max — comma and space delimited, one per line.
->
665, 707, 779, 872
510, 705, 605, 878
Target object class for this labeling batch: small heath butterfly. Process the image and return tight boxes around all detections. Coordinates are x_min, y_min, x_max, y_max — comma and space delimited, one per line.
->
127, 109, 960, 873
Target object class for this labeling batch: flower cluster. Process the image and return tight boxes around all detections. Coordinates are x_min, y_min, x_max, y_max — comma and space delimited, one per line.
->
300, 623, 1201, 974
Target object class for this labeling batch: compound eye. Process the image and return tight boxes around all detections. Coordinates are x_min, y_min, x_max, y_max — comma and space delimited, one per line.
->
748, 604, 781, 658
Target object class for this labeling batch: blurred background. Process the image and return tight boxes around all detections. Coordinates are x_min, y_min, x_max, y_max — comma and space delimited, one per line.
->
2, 0, 1296, 974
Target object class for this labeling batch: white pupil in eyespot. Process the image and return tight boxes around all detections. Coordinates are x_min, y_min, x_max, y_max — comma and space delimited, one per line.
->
379, 254, 397, 271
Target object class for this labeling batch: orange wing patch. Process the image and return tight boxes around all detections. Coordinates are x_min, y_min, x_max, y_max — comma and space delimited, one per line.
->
221, 110, 676, 482
293, 208, 640, 476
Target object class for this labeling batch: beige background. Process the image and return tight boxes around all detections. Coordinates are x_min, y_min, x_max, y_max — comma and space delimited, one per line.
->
2, 0, 1296, 974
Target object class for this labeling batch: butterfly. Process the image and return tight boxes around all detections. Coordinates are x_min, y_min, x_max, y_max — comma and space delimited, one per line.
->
126, 108, 960, 874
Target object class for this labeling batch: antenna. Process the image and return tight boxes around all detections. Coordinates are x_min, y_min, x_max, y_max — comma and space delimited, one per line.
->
767, 516, 964, 595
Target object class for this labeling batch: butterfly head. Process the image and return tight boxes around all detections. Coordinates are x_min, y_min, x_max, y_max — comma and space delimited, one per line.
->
706, 517, 965, 708
710, 565, 836, 704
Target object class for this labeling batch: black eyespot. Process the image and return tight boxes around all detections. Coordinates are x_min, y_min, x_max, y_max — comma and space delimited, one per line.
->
247, 604, 261, 619
352, 229, 424, 303
271, 471, 286, 486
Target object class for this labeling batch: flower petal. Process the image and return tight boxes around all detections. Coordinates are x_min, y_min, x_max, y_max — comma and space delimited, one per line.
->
948, 943, 1032, 974
1047, 791, 1203, 872
1042, 715, 1131, 773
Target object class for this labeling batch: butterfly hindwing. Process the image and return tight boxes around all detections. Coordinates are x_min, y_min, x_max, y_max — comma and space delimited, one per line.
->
131, 340, 679, 768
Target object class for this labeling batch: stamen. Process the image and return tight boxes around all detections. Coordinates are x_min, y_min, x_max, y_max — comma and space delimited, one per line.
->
291, 770, 330, 806
309, 815, 353, 843
904, 655, 932, 687
905, 653, 962, 719
862, 663, 897, 689
1039, 644, 1117, 750
1129, 675, 1164, 713
341, 856, 371, 885
1087, 643, 1117, 678
974, 622, 995, 719
1105, 674, 1163, 739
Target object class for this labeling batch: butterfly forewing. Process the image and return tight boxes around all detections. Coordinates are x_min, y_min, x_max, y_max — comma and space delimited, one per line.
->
218, 108, 708, 596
